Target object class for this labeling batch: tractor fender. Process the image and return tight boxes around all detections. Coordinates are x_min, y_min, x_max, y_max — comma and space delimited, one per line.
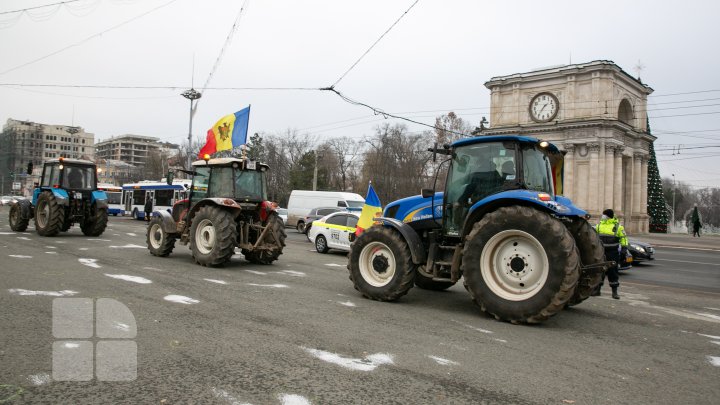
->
374, 216, 427, 265
16, 199, 34, 220
188, 198, 244, 219
91, 190, 108, 209
42, 188, 70, 206
154, 209, 178, 234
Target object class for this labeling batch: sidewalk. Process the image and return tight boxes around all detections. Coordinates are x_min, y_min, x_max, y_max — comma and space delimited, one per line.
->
632, 232, 720, 250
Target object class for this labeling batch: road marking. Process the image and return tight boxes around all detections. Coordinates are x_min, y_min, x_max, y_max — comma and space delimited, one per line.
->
698, 333, 720, 340
8, 289, 78, 297
0, 232, 15, 235
45, 251, 57, 254
16, 236, 30, 241
63, 342, 80, 348
655, 258, 720, 266
126, 233, 137, 237
79, 258, 100, 268
324, 263, 344, 267
428, 355, 459, 366
9, 254, 32, 258
704, 307, 720, 311
109, 244, 145, 249
247, 283, 288, 288
279, 394, 311, 405
695, 312, 720, 321
336, 301, 356, 307
652, 245, 720, 252
273, 270, 306, 277
244, 270, 266, 275
85, 239, 111, 242
104, 274, 152, 284
45, 245, 56, 249
27, 373, 51, 386
707, 356, 720, 367
204, 278, 227, 285
164, 295, 199, 305
302, 347, 394, 371
621, 296, 720, 324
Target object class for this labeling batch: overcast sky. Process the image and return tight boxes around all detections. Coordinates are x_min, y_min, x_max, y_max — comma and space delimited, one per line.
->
1, 0, 719, 188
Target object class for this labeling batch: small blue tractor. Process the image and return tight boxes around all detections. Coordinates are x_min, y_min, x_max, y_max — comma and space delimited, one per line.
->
146, 156, 286, 267
9, 158, 109, 237
348, 135, 607, 324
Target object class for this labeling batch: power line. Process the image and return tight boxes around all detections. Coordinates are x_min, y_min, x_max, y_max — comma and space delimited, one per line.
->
0, 0, 85, 15
649, 89, 720, 98
331, 0, 420, 88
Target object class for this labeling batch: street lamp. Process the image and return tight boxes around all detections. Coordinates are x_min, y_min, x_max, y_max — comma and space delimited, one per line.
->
181, 88, 202, 169
671, 173, 676, 230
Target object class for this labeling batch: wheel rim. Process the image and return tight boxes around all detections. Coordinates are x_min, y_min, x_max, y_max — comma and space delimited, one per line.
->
149, 223, 164, 249
358, 241, 396, 287
37, 199, 49, 228
480, 229, 549, 301
195, 218, 216, 255
316, 236, 326, 252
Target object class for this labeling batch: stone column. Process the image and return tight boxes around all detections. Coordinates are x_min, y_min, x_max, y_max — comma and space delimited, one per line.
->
604, 144, 615, 209
613, 146, 624, 215
599, 143, 606, 208
588, 143, 600, 213
640, 155, 648, 215
563, 144, 575, 199
632, 153, 643, 216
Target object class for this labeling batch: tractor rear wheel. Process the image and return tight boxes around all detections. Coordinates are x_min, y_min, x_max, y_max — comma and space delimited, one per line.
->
9, 203, 29, 232
147, 216, 176, 257
414, 266, 457, 291
462, 206, 579, 324
348, 226, 416, 301
565, 218, 606, 306
190, 206, 237, 267
34, 191, 65, 236
80, 205, 108, 236
243, 212, 286, 264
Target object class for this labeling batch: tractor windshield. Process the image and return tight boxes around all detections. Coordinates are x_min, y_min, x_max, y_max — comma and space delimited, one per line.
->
520, 146, 554, 195
206, 166, 266, 201
61, 165, 96, 190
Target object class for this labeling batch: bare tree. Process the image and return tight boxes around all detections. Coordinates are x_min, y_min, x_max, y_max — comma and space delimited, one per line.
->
320, 137, 361, 191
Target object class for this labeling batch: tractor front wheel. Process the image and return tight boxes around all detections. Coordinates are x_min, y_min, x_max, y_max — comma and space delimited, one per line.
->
9, 203, 29, 232
80, 205, 108, 236
34, 191, 65, 236
147, 216, 176, 257
462, 206, 579, 324
190, 206, 238, 267
348, 226, 416, 301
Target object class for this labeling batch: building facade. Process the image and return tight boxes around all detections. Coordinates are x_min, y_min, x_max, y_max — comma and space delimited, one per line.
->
0, 119, 95, 195
481, 60, 654, 233
95, 134, 163, 167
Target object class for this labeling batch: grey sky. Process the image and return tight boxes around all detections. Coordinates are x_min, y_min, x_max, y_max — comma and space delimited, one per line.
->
1, 0, 719, 188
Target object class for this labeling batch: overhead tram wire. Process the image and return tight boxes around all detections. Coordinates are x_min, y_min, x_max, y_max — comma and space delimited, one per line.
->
0, 0, 85, 15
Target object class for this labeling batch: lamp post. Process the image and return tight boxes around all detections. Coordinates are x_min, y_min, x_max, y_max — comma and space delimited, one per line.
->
671, 173, 676, 230
181, 88, 202, 169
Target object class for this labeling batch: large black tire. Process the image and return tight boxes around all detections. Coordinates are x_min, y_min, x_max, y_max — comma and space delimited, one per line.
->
34, 191, 65, 237
243, 213, 286, 264
61, 210, 72, 232
414, 266, 457, 291
190, 206, 238, 267
296, 221, 305, 233
347, 226, 416, 301
565, 218, 606, 306
9, 203, 29, 232
147, 216, 177, 257
315, 234, 329, 253
80, 205, 108, 236
462, 206, 580, 324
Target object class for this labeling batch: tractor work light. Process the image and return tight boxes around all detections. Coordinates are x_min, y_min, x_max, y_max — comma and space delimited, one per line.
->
539, 141, 549, 148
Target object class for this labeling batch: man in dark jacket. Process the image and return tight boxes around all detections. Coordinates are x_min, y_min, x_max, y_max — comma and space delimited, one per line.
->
144, 196, 153, 222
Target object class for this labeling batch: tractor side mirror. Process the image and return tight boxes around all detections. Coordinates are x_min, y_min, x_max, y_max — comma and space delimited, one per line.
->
166, 170, 174, 185
421, 188, 435, 198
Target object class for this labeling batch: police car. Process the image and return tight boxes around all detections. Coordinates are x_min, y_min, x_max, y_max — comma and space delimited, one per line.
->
307, 211, 360, 253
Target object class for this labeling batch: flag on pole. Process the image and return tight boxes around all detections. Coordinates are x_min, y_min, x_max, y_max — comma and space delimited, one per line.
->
198, 105, 251, 158
355, 182, 382, 236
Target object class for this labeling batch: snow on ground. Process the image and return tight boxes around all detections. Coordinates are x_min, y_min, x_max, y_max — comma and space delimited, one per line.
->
104, 274, 152, 284
247, 283, 288, 289
204, 279, 228, 285
164, 295, 199, 305
8, 289, 78, 297
427, 355, 459, 366
302, 347, 394, 372
79, 258, 100, 268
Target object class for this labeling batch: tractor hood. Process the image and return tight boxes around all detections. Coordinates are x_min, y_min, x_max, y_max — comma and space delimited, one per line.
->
383, 192, 444, 223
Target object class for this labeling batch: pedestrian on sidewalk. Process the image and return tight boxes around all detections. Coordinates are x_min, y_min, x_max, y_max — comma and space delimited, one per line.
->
144, 195, 153, 222
594, 208, 626, 299
691, 204, 702, 237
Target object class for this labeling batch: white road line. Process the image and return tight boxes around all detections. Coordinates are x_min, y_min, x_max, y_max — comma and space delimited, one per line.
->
8, 289, 78, 297
652, 245, 720, 252
247, 283, 288, 288
79, 258, 100, 268
204, 279, 228, 285
655, 258, 720, 266
104, 274, 152, 284
302, 347, 394, 372
9, 255, 32, 259
164, 295, 199, 305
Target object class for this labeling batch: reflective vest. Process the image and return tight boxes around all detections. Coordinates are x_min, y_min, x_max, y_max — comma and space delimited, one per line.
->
596, 218, 628, 247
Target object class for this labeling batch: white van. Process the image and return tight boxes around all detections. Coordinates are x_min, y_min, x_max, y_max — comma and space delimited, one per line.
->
287, 190, 364, 231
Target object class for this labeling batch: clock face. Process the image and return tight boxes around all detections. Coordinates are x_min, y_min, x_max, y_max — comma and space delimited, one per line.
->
530, 92, 559, 122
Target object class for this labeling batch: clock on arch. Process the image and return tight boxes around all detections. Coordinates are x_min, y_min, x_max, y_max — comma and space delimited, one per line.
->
529, 92, 559, 123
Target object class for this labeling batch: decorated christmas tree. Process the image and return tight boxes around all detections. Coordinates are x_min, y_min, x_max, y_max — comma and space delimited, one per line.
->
646, 117, 668, 233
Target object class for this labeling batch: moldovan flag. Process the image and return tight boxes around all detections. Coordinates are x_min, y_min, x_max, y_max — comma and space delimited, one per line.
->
198, 106, 251, 158
355, 182, 382, 236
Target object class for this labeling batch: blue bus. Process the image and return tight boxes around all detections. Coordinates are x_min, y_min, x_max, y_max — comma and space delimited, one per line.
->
122, 180, 191, 220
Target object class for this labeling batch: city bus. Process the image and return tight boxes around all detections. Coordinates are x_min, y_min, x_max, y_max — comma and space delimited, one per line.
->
97, 183, 124, 216
121, 180, 191, 220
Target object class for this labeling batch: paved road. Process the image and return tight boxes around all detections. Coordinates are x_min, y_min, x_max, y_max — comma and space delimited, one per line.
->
1, 209, 719, 404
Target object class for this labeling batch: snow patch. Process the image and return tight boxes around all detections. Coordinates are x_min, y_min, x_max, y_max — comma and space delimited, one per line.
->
114, 322, 130, 332
0, 232, 15, 235
63, 342, 80, 348
45, 245, 57, 249
45, 251, 58, 255
275, 270, 306, 277
338, 301, 356, 307
204, 278, 228, 285
143, 266, 162, 271
623, 297, 720, 324
324, 263, 344, 267
109, 244, 145, 249
707, 356, 720, 367
28, 373, 51, 386
104, 274, 152, 284
698, 333, 720, 340
211, 387, 251, 405
453, 320, 494, 334
303, 347, 394, 371
126, 233, 137, 236
164, 295, 199, 305
86, 239, 111, 242
9, 254, 32, 259
703, 307, 720, 311
279, 394, 311, 405
8, 289, 78, 297
428, 355, 459, 366
16, 236, 30, 241
695, 312, 720, 321
79, 258, 100, 268
247, 283, 288, 289
710, 341, 720, 346
244, 270, 267, 275
78, 247, 89, 251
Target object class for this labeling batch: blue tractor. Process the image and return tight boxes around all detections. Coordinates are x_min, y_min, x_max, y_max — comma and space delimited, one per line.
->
348, 136, 606, 323
8, 158, 109, 237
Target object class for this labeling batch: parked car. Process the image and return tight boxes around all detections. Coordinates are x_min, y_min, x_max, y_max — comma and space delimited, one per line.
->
628, 239, 655, 263
0, 196, 14, 206
287, 190, 364, 231
276, 208, 288, 225
300, 207, 346, 234
307, 211, 360, 253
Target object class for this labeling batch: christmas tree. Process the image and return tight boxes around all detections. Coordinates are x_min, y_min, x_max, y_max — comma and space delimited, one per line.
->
646, 117, 668, 233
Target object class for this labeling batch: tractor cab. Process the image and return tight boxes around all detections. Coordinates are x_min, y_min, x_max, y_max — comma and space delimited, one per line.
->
189, 157, 269, 204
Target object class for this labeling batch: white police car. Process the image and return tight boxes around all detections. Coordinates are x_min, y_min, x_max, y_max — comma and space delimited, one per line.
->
307, 211, 360, 253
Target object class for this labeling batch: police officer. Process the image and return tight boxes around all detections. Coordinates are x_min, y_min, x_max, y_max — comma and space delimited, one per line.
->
594, 208, 627, 299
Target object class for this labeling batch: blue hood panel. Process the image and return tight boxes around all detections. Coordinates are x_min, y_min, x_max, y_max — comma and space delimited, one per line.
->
384, 192, 444, 223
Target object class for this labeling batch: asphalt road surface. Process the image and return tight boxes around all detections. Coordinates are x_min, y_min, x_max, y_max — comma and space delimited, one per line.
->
1, 208, 719, 404
620, 246, 720, 293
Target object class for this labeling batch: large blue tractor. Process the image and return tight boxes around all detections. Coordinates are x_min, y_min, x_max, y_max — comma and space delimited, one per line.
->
9, 158, 108, 237
348, 135, 607, 324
